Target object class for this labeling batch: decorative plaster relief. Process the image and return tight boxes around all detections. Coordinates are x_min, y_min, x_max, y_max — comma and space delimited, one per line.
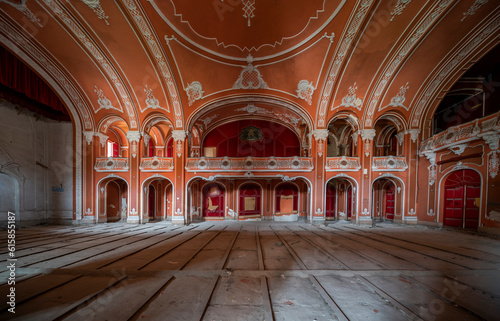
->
0, 0, 43, 27
449, 143, 468, 155
296, 80, 315, 105
427, 209, 435, 216
242, 0, 255, 27
428, 164, 437, 186
338, 83, 363, 110
389, 82, 409, 109
144, 85, 162, 111
80, 0, 109, 25
233, 55, 268, 90
461, 0, 489, 21
185, 81, 204, 106
390, 0, 412, 21
482, 133, 500, 150
489, 151, 499, 179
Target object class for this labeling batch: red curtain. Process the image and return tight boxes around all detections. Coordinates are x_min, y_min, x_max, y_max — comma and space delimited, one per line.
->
0, 46, 68, 117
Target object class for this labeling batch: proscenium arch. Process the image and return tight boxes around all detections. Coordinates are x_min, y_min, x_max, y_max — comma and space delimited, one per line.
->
0, 36, 86, 221
186, 95, 314, 134
436, 165, 484, 227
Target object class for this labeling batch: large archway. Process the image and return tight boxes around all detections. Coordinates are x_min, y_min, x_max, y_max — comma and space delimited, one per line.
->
325, 177, 356, 221
372, 176, 404, 222
97, 177, 128, 223
238, 182, 262, 220
443, 169, 481, 229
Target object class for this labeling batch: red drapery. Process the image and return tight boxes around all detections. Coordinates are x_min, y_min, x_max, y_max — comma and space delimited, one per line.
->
0, 46, 69, 119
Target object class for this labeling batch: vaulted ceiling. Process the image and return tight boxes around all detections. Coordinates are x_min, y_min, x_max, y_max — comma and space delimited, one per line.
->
1, 0, 499, 138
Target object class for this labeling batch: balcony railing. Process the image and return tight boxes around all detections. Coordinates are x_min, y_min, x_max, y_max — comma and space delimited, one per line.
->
95, 157, 129, 172
325, 156, 361, 171
185, 156, 314, 172
372, 156, 408, 171
139, 157, 174, 172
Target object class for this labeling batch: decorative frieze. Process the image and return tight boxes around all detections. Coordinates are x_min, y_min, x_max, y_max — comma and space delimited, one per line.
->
325, 157, 361, 172
372, 156, 408, 171
139, 157, 174, 172
95, 157, 129, 172
185, 157, 314, 172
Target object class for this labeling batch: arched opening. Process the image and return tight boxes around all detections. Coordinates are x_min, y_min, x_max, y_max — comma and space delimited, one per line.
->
148, 185, 156, 219
238, 183, 262, 219
98, 177, 128, 223
325, 177, 356, 221
443, 169, 481, 229
275, 183, 299, 221
203, 183, 225, 219
142, 177, 172, 222
372, 177, 404, 222
327, 115, 357, 157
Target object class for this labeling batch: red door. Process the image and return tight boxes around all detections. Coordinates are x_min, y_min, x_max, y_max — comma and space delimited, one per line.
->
444, 170, 481, 229
385, 185, 395, 220
326, 183, 336, 219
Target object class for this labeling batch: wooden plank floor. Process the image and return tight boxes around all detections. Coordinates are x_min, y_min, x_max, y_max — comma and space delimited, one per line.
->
1, 221, 499, 321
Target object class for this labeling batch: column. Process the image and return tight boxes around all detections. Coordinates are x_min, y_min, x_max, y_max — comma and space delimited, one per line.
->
405, 129, 420, 224
82, 131, 96, 223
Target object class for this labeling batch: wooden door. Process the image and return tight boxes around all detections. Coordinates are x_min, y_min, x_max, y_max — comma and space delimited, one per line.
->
444, 170, 481, 229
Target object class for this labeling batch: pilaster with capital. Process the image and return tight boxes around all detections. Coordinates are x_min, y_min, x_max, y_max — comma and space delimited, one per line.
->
310, 129, 329, 222
171, 130, 188, 224
127, 131, 142, 223
82, 131, 96, 222
406, 129, 420, 222
358, 129, 376, 223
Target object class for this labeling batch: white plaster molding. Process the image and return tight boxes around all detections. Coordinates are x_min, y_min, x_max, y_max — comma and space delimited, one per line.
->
83, 131, 94, 145
126, 131, 141, 143
428, 164, 437, 186
312, 129, 329, 141
360, 129, 376, 141
390, 0, 412, 21
144, 85, 162, 111
427, 209, 435, 216
361, 208, 369, 216
185, 81, 204, 106
337, 82, 363, 110
96, 133, 108, 147
233, 55, 268, 90
408, 208, 416, 216
482, 132, 500, 150
485, 209, 500, 222
80, 0, 109, 25
242, 0, 256, 27
407, 129, 420, 143
0, 0, 43, 27
296, 80, 315, 105
489, 151, 499, 179
449, 143, 468, 155
94, 86, 115, 111
171, 130, 187, 142
461, 0, 489, 21
389, 82, 409, 108
395, 132, 405, 146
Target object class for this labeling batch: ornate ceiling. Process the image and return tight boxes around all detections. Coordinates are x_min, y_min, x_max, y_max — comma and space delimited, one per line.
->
0, 0, 499, 138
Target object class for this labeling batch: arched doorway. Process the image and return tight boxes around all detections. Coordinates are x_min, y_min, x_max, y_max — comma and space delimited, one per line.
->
275, 183, 299, 221
238, 183, 262, 219
443, 169, 481, 229
98, 177, 128, 223
372, 177, 403, 222
325, 177, 356, 221
203, 183, 225, 219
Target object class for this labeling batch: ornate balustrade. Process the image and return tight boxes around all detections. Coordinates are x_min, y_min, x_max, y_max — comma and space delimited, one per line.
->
185, 156, 314, 172
372, 156, 408, 171
325, 156, 361, 171
139, 157, 174, 172
95, 157, 129, 172
420, 112, 500, 154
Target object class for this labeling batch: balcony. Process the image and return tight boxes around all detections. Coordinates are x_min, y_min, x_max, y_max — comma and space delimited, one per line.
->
95, 157, 129, 172
185, 156, 314, 172
372, 156, 408, 171
325, 156, 361, 172
139, 157, 174, 172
